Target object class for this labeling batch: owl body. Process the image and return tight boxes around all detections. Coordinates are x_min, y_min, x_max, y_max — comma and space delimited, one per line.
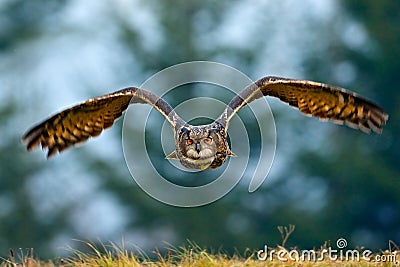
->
22, 76, 388, 170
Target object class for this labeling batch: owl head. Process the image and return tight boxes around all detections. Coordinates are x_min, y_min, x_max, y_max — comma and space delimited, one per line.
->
166, 122, 231, 170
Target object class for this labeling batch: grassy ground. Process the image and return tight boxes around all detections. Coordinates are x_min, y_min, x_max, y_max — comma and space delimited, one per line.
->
1, 241, 398, 267
2, 227, 399, 266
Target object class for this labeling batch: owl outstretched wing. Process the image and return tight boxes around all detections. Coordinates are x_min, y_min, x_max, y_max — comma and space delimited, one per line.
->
218, 76, 388, 133
22, 87, 183, 158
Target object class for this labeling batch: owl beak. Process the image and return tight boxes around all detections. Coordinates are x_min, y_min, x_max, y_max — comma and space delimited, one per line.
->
195, 143, 201, 153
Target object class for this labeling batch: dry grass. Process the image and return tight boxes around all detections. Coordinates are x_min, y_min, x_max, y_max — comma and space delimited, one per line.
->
1, 226, 399, 266
1, 241, 399, 267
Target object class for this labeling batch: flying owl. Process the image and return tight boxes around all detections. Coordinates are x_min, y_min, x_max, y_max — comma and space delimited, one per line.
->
22, 76, 388, 170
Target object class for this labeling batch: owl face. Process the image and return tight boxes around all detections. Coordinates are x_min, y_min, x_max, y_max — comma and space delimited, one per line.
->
174, 122, 230, 170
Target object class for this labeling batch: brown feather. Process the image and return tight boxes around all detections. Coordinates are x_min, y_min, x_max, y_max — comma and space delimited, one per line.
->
220, 76, 388, 134
22, 87, 181, 158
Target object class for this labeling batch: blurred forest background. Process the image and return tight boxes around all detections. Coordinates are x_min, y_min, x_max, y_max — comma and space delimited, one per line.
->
0, 0, 399, 259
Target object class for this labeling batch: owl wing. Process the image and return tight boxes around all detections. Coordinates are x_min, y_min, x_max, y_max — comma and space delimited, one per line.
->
22, 87, 183, 158
218, 76, 388, 133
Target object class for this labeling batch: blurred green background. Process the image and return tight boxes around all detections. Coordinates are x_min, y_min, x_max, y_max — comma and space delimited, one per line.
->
0, 0, 398, 259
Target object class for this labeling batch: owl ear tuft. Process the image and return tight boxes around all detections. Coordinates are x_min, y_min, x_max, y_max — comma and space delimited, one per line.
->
165, 151, 178, 160
228, 150, 237, 157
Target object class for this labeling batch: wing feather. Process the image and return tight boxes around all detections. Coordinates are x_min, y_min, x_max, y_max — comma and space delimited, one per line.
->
219, 76, 388, 133
22, 87, 182, 158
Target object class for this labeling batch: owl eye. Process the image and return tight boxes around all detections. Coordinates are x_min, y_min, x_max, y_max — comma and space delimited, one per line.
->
203, 137, 212, 144
186, 139, 193, 145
